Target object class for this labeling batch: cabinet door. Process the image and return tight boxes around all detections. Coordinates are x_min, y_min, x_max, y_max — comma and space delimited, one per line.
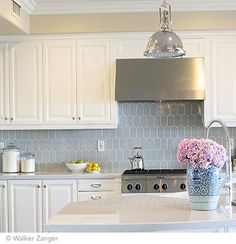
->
43, 40, 76, 124
8, 180, 42, 232
111, 38, 147, 58
77, 39, 113, 124
42, 180, 77, 224
181, 38, 205, 57
0, 43, 9, 124
0, 181, 8, 232
209, 37, 236, 126
9, 42, 43, 124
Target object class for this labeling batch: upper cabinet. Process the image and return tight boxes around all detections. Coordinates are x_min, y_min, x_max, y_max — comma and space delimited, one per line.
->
111, 38, 147, 58
0, 43, 9, 125
77, 39, 113, 125
207, 37, 236, 127
9, 41, 43, 125
181, 38, 206, 57
43, 40, 77, 125
0, 37, 118, 130
1, 32, 236, 129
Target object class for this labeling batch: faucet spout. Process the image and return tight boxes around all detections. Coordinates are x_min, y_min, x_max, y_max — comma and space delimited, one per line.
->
206, 119, 233, 206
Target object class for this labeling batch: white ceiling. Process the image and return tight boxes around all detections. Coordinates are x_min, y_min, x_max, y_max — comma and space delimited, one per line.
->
16, 0, 236, 15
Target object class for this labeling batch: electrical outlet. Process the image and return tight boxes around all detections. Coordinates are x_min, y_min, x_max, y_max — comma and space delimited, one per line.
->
0, 141, 4, 149
230, 138, 234, 149
97, 140, 105, 152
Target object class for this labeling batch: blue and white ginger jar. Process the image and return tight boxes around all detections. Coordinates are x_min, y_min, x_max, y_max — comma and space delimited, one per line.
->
187, 166, 222, 211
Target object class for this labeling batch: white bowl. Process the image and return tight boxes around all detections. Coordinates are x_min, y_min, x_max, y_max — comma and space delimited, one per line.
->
66, 163, 87, 173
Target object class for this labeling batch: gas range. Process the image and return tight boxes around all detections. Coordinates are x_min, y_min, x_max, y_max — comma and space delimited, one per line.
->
121, 169, 187, 194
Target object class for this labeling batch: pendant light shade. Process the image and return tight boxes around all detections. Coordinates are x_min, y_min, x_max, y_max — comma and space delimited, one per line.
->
144, 0, 185, 58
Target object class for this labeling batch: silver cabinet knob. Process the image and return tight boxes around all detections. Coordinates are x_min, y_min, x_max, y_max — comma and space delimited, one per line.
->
5, 117, 8, 121
72, 117, 75, 120
10, 117, 13, 121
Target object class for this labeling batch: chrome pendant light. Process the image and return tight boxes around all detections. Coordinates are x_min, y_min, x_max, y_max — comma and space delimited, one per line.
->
144, 0, 185, 58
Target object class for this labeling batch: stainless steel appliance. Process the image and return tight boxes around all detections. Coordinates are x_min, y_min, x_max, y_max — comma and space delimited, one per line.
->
121, 169, 187, 194
115, 57, 205, 102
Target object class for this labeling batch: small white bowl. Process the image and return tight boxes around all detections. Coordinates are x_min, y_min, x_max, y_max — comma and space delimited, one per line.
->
66, 163, 87, 173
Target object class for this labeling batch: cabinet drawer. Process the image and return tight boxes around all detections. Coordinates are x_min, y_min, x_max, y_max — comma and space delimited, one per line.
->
78, 191, 119, 201
78, 179, 119, 191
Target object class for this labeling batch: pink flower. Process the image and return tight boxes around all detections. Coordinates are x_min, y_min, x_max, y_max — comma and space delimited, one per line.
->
177, 139, 227, 169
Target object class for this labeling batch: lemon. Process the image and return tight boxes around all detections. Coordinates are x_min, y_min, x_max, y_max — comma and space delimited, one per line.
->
93, 162, 99, 167
87, 167, 92, 172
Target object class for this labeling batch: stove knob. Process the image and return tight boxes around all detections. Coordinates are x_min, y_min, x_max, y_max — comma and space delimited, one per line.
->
135, 184, 141, 191
153, 183, 160, 191
180, 183, 186, 190
162, 183, 168, 191
127, 184, 133, 191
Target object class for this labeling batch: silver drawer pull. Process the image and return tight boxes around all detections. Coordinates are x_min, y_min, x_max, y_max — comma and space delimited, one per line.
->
91, 196, 102, 200
91, 183, 101, 188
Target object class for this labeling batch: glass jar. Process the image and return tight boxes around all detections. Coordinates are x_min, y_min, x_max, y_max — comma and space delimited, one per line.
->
21, 152, 35, 173
2, 143, 21, 173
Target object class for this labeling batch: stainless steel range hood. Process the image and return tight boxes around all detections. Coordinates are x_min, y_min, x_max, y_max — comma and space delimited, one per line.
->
115, 57, 205, 102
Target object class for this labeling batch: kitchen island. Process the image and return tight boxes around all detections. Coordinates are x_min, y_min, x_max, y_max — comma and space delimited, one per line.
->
44, 193, 236, 232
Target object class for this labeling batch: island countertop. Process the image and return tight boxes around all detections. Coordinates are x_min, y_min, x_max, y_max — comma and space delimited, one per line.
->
44, 193, 236, 233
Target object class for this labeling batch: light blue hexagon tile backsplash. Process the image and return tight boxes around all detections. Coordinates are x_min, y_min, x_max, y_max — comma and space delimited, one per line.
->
0, 102, 234, 173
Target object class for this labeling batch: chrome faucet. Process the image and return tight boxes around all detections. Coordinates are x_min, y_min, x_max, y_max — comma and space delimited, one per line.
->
206, 119, 234, 206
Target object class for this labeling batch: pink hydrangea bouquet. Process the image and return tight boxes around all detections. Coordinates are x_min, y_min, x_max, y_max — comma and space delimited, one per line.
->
177, 138, 227, 169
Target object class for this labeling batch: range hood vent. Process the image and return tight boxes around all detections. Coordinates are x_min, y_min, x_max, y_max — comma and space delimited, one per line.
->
115, 57, 205, 102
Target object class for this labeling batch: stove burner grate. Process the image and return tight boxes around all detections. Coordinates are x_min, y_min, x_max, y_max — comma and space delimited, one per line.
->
147, 169, 187, 174
122, 169, 186, 175
123, 169, 148, 175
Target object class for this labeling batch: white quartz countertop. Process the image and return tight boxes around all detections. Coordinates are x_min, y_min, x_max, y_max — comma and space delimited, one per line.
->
0, 171, 121, 180
44, 192, 236, 232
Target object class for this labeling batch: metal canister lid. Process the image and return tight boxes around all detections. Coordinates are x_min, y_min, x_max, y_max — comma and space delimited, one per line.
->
21, 152, 35, 160
3, 142, 20, 152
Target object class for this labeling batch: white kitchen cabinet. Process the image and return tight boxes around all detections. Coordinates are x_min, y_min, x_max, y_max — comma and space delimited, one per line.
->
42, 180, 77, 224
9, 41, 43, 124
111, 38, 147, 58
43, 40, 77, 124
7, 179, 77, 232
181, 38, 206, 57
0, 181, 8, 232
0, 43, 9, 125
8, 180, 42, 232
78, 191, 119, 201
77, 39, 117, 126
77, 178, 121, 202
111, 37, 205, 58
206, 37, 236, 127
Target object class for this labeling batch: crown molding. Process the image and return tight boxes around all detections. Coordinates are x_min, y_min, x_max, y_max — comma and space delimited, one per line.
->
14, 0, 236, 15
